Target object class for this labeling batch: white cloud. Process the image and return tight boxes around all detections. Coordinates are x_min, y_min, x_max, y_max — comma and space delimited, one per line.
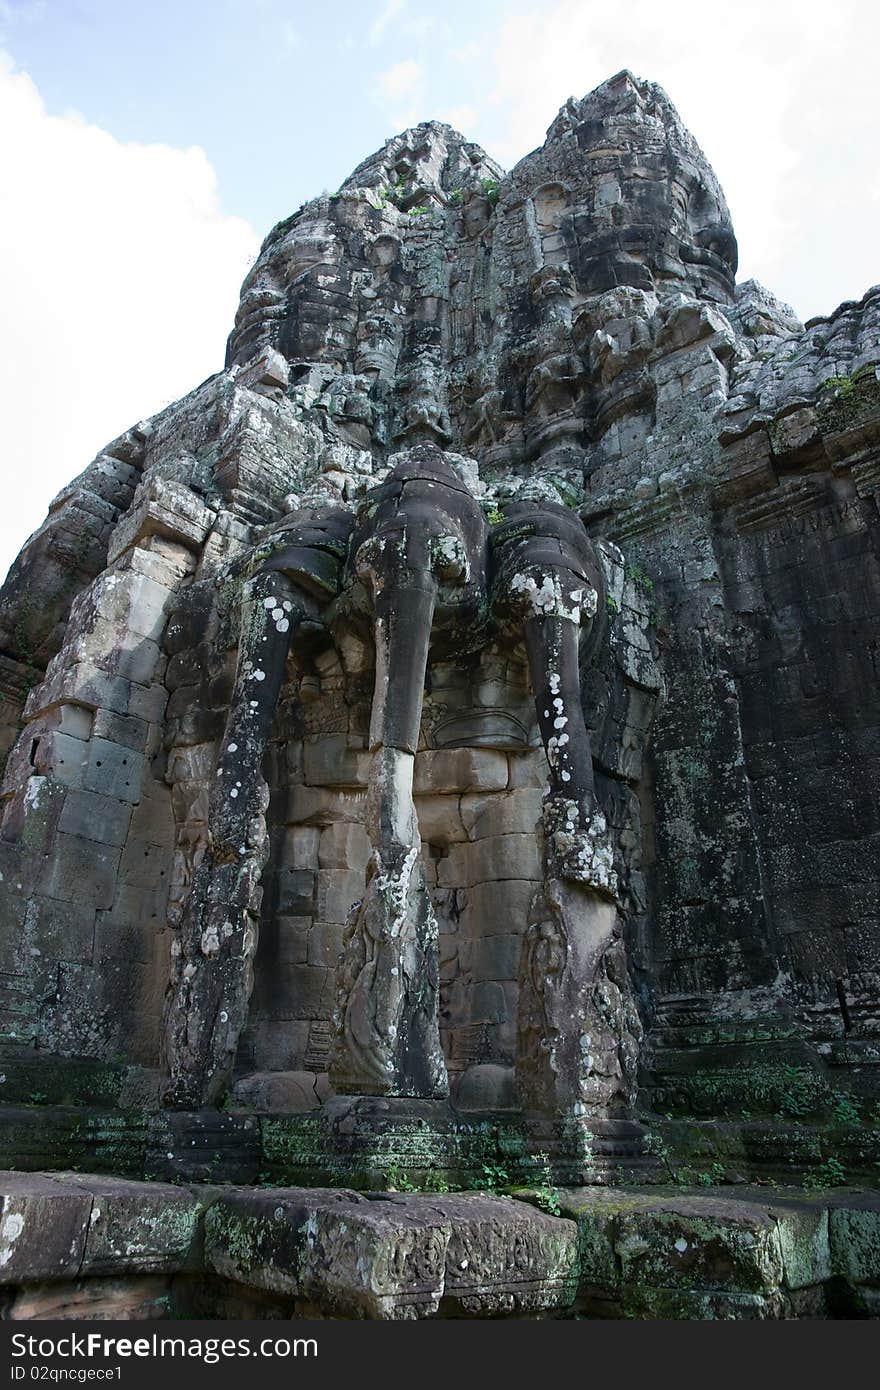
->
374, 56, 425, 129
376, 56, 423, 101
280, 20, 300, 49
435, 102, 478, 134
475, 0, 877, 322
453, 42, 482, 64
369, 0, 406, 47
0, 52, 259, 580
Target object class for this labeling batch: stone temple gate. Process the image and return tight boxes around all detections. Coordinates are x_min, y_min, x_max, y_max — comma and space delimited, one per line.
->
0, 71, 878, 1319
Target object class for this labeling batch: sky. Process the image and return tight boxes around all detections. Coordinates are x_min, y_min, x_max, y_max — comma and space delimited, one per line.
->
0, 0, 877, 578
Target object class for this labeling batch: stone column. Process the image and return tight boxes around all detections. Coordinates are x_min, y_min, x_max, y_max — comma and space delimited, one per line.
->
491, 501, 641, 1122
329, 538, 447, 1099
161, 569, 302, 1108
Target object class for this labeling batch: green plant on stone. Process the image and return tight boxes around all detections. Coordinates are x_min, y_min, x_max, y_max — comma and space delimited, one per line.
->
535, 1186, 561, 1215
384, 1165, 418, 1193
481, 178, 500, 207
385, 178, 408, 207
696, 1161, 726, 1187
409, 205, 430, 216
605, 594, 619, 618
485, 506, 504, 525
804, 1157, 847, 1189
777, 1064, 818, 1119
625, 562, 654, 596
529, 1152, 561, 1215
421, 1170, 452, 1193
644, 1132, 678, 1183
831, 1092, 860, 1126
477, 1161, 510, 1191
824, 374, 856, 403
448, 188, 462, 206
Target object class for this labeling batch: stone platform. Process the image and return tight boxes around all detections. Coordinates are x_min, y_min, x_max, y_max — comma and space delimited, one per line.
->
2, 1089, 879, 1191
0, 1171, 878, 1319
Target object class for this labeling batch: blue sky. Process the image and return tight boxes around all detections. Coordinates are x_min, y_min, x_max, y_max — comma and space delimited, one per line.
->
2, 0, 522, 246
0, 0, 877, 574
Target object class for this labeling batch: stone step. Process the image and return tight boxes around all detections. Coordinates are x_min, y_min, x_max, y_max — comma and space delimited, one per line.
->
0, 1172, 878, 1319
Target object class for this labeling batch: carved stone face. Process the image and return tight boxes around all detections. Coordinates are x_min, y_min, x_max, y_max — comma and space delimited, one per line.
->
462, 193, 491, 238
544, 72, 738, 304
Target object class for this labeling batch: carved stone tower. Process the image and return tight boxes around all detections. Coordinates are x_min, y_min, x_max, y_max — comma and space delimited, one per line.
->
1, 71, 878, 1195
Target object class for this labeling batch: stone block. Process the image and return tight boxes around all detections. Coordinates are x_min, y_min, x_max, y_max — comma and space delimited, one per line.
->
829, 1194, 880, 1286
458, 879, 537, 937
270, 916, 310, 965
102, 884, 168, 928
32, 730, 89, 789
281, 825, 321, 871
129, 792, 174, 847
203, 1190, 579, 1318
231, 1070, 322, 1113
244, 1019, 311, 1072
84, 738, 145, 804
58, 789, 133, 847
39, 833, 122, 910
438, 834, 541, 888
107, 479, 215, 564
24, 895, 95, 963
413, 793, 467, 845
460, 788, 544, 840
0, 1173, 92, 1283
307, 921, 344, 968
315, 868, 364, 923
118, 838, 171, 889
318, 821, 371, 870
286, 784, 368, 826
454, 1063, 518, 1111
506, 749, 549, 790
65, 616, 163, 686
561, 1189, 785, 1295
24, 662, 131, 722
276, 867, 315, 915
772, 1199, 831, 1290
87, 570, 174, 645
271, 965, 332, 1020
54, 704, 93, 740
92, 708, 149, 751
469, 933, 522, 981
78, 1175, 204, 1275
202, 1190, 347, 1297
94, 918, 158, 965
128, 682, 169, 724
413, 748, 508, 795
303, 735, 370, 787
128, 539, 196, 587
468, 981, 507, 1023
239, 347, 290, 392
